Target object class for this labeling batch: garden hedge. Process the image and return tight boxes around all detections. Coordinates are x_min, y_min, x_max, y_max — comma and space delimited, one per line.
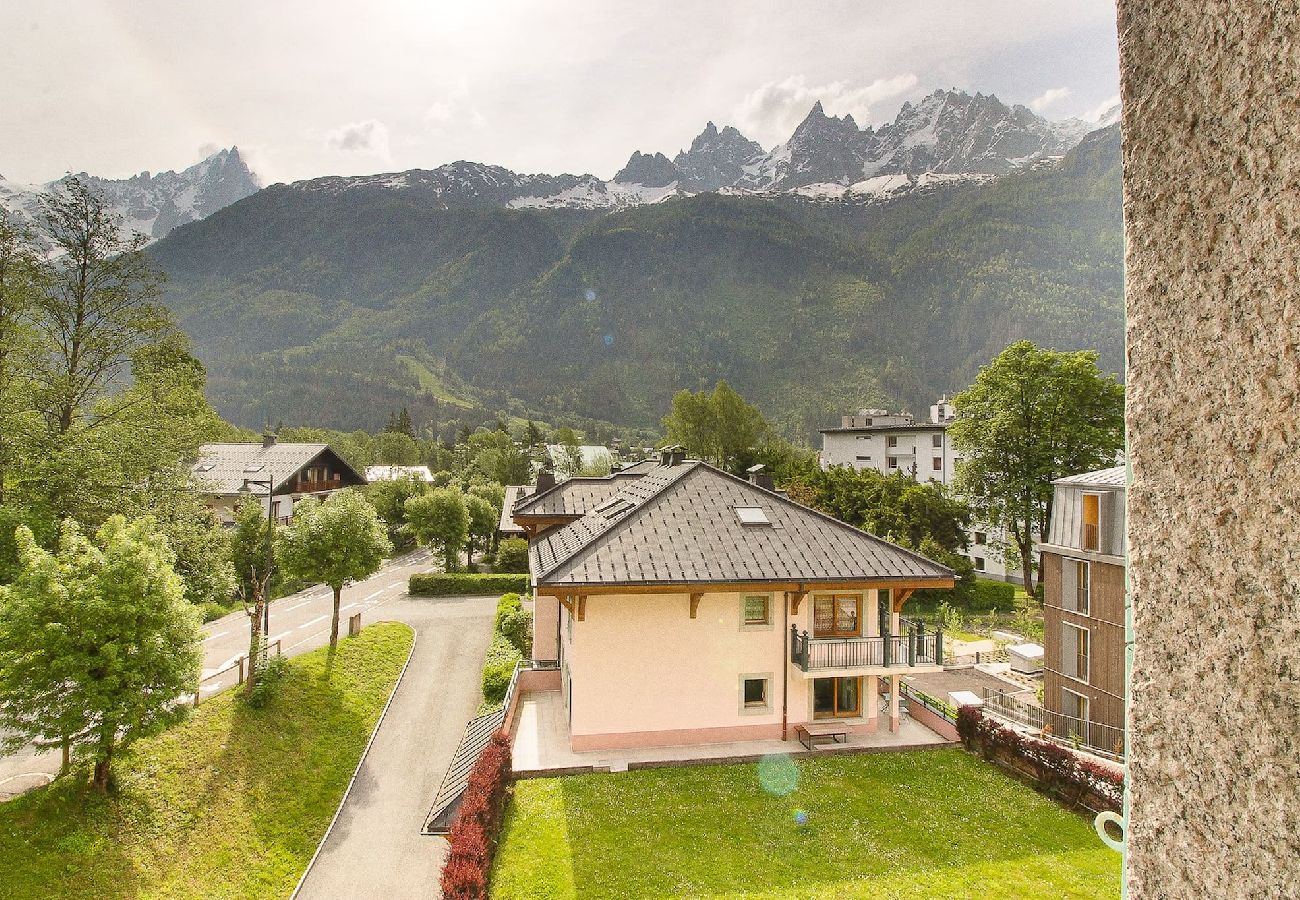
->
970, 577, 1016, 611
409, 572, 529, 596
441, 731, 512, 899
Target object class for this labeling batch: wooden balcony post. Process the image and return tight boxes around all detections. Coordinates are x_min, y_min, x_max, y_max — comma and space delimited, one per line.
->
935, 625, 944, 666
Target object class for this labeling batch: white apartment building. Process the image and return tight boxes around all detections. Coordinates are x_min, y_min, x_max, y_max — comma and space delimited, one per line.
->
819, 398, 1023, 584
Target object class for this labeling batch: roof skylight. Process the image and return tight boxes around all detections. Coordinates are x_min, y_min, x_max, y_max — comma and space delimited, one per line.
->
195, 463, 216, 472
243, 463, 265, 473
734, 506, 771, 525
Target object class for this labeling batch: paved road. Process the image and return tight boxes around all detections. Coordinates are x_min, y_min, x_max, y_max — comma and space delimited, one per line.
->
0, 549, 437, 800
297, 593, 497, 899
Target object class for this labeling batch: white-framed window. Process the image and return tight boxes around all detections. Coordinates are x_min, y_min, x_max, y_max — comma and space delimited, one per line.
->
932, 457, 942, 471
887, 456, 898, 469
974, 531, 988, 545
973, 556, 986, 571
739, 673, 773, 713
740, 594, 774, 630
932, 433, 943, 448
1062, 558, 1091, 615
887, 435, 898, 448
1061, 622, 1090, 682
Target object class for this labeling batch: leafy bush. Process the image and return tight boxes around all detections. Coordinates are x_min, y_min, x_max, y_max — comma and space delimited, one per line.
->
482, 633, 522, 705
441, 731, 512, 899
409, 572, 529, 596
246, 655, 289, 709
494, 592, 522, 629
494, 537, 530, 573
499, 607, 533, 658
971, 578, 1016, 611
201, 601, 235, 623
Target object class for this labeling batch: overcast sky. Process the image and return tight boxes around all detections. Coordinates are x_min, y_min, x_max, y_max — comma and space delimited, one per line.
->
1, 1, 1120, 186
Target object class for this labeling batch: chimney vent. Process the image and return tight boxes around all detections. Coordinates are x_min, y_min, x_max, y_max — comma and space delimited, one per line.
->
535, 467, 556, 492
659, 444, 687, 467
262, 433, 277, 449
747, 463, 775, 491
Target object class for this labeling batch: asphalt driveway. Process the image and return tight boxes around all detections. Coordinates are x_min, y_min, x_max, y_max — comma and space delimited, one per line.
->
296, 593, 497, 899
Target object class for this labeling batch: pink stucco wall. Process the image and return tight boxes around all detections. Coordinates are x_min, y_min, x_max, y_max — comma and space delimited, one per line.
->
532, 592, 559, 662
559, 589, 920, 749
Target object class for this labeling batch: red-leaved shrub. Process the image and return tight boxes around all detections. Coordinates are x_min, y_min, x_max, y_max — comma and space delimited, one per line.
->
956, 704, 1124, 812
439, 731, 512, 899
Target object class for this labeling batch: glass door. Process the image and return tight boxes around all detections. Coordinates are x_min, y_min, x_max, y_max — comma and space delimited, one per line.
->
813, 676, 862, 718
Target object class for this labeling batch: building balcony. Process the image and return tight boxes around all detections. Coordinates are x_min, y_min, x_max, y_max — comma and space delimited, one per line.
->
790, 625, 943, 673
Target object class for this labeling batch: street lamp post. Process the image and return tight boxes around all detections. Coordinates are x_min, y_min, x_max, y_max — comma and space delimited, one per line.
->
239, 478, 275, 639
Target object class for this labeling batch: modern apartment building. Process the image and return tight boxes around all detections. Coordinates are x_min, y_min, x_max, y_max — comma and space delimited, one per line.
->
1038, 466, 1126, 757
820, 398, 1023, 583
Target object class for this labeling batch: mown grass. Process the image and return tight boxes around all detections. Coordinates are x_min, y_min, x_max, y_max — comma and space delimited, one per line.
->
0, 621, 414, 900
492, 748, 1120, 900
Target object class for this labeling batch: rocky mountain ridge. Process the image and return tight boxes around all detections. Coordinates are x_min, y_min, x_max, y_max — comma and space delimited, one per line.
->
0, 147, 259, 244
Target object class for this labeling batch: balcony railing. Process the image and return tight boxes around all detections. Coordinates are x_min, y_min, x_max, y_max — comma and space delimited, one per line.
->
790, 623, 943, 672
1082, 522, 1100, 551
980, 687, 1125, 760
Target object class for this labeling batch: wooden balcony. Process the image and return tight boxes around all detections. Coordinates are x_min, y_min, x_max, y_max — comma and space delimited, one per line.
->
1082, 522, 1100, 551
295, 477, 343, 494
790, 624, 943, 672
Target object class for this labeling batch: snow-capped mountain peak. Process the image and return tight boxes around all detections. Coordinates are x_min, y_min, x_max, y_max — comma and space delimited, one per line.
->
0, 146, 260, 245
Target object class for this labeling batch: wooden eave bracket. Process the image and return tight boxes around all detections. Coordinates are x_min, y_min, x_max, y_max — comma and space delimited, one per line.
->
689, 592, 703, 618
892, 588, 915, 612
788, 590, 807, 616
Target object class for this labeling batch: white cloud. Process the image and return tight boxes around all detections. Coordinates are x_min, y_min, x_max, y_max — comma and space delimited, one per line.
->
324, 119, 392, 164
1030, 86, 1071, 112
1084, 93, 1122, 123
734, 73, 920, 146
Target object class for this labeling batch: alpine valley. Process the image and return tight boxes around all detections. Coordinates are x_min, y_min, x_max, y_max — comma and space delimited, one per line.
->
120, 89, 1120, 439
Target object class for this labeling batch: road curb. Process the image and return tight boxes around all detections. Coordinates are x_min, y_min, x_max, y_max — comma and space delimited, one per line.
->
290, 620, 420, 900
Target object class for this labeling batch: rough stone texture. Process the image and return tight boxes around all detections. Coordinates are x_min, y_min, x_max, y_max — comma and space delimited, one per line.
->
1118, 3, 1300, 897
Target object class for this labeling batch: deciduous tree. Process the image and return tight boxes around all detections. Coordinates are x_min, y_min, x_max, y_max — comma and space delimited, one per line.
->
662, 380, 768, 473
949, 340, 1124, 592
277, 490, 391, 650
0, 517, 202, 790
405, 488, 468, 572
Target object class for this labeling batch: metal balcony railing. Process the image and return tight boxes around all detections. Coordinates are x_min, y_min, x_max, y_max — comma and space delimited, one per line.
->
790, 623, 943, 672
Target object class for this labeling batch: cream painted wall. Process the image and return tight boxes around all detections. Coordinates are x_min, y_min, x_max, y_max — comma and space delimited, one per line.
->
532, 592, 559, 662
569, 591, 791, 738
563, 588, 920, 738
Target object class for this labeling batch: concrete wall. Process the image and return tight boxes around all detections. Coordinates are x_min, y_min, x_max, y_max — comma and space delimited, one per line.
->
1118, 3, 1300, 896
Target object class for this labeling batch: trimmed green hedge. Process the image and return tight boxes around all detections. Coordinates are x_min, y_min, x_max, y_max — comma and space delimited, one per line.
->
409, 572, 529, 596
971, 578, 1016, 611
482, 633, 523, 705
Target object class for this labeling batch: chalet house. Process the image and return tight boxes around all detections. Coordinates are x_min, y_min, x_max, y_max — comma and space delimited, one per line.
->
514, 448, 955, 751
191, 435, 367, 525
1039, 466, 1126, 757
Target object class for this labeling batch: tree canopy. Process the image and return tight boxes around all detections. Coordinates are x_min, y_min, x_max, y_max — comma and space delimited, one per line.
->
0, 517, 202, 790
662, 380, 768, 474
405, 488, 469, 572
949, 340, 1125, 592
277, 490, 391, 648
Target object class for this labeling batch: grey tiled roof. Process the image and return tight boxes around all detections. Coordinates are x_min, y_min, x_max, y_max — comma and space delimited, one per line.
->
191, 442, 358, 495
512, 476, 626, 517
614, 458, 659, 475
499, 486, 528, 534
1054, 466, 1127, 488
532, 461, 954, 588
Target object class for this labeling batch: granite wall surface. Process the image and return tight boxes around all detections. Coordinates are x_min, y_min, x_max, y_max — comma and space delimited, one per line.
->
1118, 2, 1299, 896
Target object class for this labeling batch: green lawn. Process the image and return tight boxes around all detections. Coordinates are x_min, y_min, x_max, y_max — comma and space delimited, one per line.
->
0, 621, 414, 900
396, 353, 475, 408
492, 749, 1120, 900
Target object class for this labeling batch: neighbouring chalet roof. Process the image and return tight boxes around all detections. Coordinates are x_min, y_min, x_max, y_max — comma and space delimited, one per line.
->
1053, 466, 1127, 489
499, 485, 528, 535
530, 460, 955, 589
512, 467, 653, 519
191, 442, 364, 496
614, 458, 659, 475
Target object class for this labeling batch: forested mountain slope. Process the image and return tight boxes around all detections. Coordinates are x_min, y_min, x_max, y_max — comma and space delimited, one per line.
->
151, 124, 1122, 438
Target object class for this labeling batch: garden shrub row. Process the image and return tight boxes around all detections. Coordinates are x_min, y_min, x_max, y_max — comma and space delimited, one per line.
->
970, 577, 1016, 611
957, 706, 1123, 812
440, 731, 512, 899
482, 593, 533, 706
408, 572, 529, 596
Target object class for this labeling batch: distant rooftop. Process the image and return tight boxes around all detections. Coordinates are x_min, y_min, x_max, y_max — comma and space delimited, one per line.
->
192, 441, 363, 495
1054, 466, 1127, 488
